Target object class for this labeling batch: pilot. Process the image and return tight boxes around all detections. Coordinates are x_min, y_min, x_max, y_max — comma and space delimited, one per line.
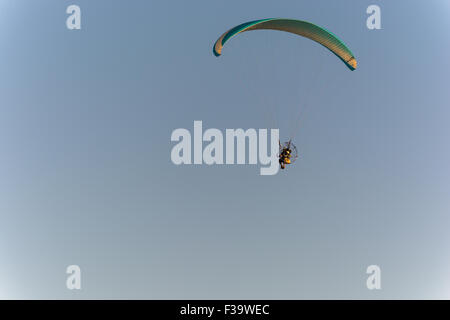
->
279, 147, 292, 169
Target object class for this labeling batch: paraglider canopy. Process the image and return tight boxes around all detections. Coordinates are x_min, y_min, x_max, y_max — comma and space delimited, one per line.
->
213, 18, 357, 71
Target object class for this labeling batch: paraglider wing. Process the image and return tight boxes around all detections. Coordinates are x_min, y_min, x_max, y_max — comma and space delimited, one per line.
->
213, 18, 357, 70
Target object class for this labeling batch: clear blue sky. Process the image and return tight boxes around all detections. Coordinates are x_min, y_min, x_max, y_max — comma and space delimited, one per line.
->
1, 0, 449, 298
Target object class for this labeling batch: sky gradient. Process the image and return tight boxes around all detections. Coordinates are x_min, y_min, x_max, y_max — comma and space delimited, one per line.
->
1, 0, 450, 299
